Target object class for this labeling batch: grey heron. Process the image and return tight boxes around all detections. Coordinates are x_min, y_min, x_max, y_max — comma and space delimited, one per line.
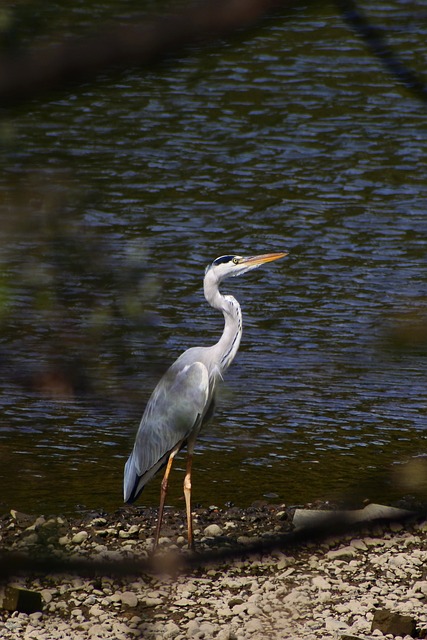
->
123, 252, 288, 550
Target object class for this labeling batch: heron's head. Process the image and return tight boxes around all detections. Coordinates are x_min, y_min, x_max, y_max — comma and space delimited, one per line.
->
205, 252, 288, 284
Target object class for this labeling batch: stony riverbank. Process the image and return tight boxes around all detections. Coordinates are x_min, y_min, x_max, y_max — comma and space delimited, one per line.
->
0, 503, 426, 639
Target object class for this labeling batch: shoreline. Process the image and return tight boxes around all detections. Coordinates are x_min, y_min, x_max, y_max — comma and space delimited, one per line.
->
1, 503, 427, 639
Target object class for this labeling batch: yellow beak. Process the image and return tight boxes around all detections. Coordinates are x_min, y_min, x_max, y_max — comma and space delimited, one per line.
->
240, 252, 288, 266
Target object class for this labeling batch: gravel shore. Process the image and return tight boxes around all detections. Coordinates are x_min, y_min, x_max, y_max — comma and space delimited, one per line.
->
1, 503, 426, 639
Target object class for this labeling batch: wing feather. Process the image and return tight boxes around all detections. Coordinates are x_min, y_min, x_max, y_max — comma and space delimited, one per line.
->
124, 359, 210, 502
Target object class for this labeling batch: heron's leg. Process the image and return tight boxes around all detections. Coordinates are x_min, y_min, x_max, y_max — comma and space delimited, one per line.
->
183, 438, 196, 550
153, 446, 179, 552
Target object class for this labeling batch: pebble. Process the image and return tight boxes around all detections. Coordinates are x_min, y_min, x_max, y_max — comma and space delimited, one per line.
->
312, 576, 330, 590
71, 531, 88, 544
120, 592, 138, 607
203, 524, 223, 538
326, 545, 356, 560
163, 621, 180, 638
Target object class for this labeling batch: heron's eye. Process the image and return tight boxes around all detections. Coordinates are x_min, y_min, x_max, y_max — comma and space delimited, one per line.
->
232, 257, 239, 265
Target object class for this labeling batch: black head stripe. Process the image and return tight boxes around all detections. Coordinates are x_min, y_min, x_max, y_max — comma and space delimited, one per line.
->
213, 255, 235, 266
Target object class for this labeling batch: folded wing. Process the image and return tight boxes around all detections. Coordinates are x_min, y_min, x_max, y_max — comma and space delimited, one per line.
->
123, 359, 210, 503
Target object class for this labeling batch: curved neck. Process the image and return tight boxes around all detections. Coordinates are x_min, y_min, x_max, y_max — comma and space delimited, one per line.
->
204, 272, 242, 372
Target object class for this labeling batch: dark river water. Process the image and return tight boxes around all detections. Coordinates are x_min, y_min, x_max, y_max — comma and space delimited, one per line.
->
0, 1, 426, 516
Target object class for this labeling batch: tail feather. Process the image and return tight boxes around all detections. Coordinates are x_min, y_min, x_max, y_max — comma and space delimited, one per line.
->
123, 450, 170, 504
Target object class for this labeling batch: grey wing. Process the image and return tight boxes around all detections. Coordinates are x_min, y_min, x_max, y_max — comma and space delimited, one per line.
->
123, 359, 210, 503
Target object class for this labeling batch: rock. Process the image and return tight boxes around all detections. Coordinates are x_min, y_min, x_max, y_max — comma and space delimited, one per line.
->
203, 524, 223, 537
371, 609, 417, 637
88, 623, 105, 638
21, 533, 38, 546
199, 621, 217, 636
325, 617, 348, 631
312, 576, 331, 590
89, 604, 104, 618
326, 546, 356, 560
9, 510, 38, 528
120, 591, 138, 607
40, 589, 53, 604
128, 524, 139, 536
71, 531, 88, 544
293, 503, 413, 530
1, 586, 43, 614
350, 539, 368, 551
410, 580, 427, 596
142, 597, 163, 607
246, 603, 262, 616
277, 558, 292, 570
163, 620, 180, 638
232, 603, 248, 615
228, 597, 244, 607
246, 618, 263, 633
25, 516, 46, 531
174, 597, 193, 606
217, 628, 234, 640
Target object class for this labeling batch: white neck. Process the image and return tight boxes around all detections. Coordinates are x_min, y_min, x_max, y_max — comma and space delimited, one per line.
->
204, 270, 242, 372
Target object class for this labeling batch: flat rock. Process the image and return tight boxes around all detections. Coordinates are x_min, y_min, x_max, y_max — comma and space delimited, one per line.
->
293, 503, 413, 530
1, 586, 43, 614
371, 609, 417, 637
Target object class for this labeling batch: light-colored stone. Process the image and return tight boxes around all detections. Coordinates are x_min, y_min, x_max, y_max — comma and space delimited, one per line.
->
246, 618, 263, 633
71, 531, 88, 544
350, 538, 368, 550
120, 591, 138, 607
324, 616, 349, 631
326, 545, 356, 560
40, 589, 53, 604
174, 597, 193, 607
88, 604, 104, 618
293, 503, 413, 530
312, 576, 330, 590
203, 524, 223, 537
163, 620, 180, 638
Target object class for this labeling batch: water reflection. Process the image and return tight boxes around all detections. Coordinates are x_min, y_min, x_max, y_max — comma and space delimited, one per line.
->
0, 1, 426, 515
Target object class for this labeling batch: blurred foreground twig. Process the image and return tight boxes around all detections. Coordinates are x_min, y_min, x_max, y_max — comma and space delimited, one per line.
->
0, 507, 425, 581
0, 0, 295, 105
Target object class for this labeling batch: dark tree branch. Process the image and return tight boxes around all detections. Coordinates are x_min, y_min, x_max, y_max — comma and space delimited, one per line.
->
0, 508, 424, 580
0, 0, 295, 105
336, 0, 427, 103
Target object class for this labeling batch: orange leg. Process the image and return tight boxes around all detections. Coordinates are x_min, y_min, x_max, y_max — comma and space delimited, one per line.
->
183, 438, 196, 550
153, 447, 179, 552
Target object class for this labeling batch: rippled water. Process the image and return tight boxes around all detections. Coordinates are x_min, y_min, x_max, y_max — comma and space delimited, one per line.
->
0, 1, 426, 515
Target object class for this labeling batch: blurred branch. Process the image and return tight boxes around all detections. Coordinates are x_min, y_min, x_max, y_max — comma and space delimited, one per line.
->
0, 506, 425, 580
0, 0, 296, 105
336, 0, 427, 103
1, 0, 426, 106
0, 176, 162, 403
